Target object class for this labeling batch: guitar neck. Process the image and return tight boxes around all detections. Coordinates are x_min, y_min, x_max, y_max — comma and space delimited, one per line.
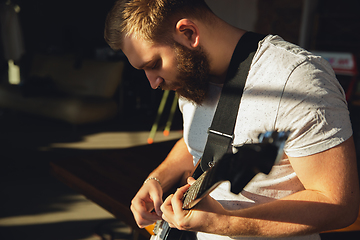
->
182, 172, 206, 209
182, 167, 222, 210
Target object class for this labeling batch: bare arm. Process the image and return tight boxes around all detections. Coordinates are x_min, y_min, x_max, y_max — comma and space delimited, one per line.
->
146, 137, 195, 192
162, 137, 360, 237
130, 138, 194, 228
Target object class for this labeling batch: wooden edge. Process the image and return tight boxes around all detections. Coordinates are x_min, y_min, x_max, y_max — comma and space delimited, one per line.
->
50, 161, 151, 238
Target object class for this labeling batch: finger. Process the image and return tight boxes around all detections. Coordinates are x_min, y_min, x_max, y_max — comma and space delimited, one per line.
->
151, 192, 164, 217
187, 177, 196, 185
168, 222, 176, 228
131, 197, 156, 216
130, 204, 161, 228
160, 210, 175, 228
160, 206, 176, 229
161, 210, 171, 224
172, 184, 190, 215
161, 194, 174, 214
131, 197, 162, 224
142, 182, 163, 216
174, 184, 190, 200
134, 214, 159, 228
131, 192, 154, 212
161, 194, 176, 225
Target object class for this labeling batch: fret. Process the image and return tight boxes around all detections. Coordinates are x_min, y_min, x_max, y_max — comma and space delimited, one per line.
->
182, 172, 207, 209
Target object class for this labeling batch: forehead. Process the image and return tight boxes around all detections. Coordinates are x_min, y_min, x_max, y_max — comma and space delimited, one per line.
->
122, 35, 152, 67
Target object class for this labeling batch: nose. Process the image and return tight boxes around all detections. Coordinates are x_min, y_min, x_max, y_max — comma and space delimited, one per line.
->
145, 71, 163, 89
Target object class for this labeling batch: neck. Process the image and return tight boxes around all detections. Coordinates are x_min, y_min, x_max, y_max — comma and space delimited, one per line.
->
202, 19, 246, 84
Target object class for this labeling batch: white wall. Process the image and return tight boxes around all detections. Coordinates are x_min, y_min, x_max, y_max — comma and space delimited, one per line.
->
205, 0, 258, 31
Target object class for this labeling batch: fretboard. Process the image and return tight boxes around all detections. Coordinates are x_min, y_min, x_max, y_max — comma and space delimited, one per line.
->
182, 172, 206, 209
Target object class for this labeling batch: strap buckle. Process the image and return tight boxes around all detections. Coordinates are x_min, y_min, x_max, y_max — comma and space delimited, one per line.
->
207, 128, 234, 139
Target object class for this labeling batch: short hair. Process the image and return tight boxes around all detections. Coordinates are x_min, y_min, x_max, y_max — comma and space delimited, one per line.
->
104, 0, 213, 50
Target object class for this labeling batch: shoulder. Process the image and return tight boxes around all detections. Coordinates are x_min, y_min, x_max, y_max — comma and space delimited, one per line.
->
259, 35, 310, 57
249, 34, 339, 94
255, 35, 332, 72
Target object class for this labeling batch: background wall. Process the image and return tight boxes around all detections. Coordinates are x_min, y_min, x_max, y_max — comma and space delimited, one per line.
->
206, 0, 303, 45
255, 0, 303, 45
205, 0, 258, 31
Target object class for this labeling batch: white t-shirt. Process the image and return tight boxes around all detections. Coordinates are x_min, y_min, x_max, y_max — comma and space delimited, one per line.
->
179, 35, 353, 240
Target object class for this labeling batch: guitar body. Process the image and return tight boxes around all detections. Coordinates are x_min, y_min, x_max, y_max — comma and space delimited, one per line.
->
149, 131, 289, 240
151, 228, 196, 240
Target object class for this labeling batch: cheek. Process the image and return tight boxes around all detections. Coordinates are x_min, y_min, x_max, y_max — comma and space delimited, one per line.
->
161, 61, 179, 82
163, 49, 178, 72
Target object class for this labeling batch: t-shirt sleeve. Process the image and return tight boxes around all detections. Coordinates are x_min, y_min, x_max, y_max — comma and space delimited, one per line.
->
277, 56, 353, 157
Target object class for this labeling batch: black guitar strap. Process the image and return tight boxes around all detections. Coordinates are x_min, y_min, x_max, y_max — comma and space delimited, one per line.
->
196, 32, 266, 176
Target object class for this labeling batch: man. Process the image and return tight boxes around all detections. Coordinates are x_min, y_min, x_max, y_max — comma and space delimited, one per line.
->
104, 0, 360, 239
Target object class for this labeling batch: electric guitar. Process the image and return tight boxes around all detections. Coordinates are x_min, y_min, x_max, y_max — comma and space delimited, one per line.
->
150, 131, 290, 240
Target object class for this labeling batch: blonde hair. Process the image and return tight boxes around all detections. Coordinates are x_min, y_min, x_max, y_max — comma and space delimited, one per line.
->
104, 0, 213, 50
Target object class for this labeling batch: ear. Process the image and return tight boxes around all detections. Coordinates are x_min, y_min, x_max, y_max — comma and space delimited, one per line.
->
173, 19, 200, 48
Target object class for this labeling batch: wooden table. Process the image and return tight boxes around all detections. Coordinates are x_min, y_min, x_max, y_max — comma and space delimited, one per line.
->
50, 139, 178, 238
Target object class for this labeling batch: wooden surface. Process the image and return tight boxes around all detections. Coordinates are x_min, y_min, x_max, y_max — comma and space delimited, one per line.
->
50, 139, 179, 238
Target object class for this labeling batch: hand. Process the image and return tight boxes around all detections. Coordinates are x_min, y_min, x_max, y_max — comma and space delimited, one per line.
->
130, 179, 163, 228
160, 177, 228, 233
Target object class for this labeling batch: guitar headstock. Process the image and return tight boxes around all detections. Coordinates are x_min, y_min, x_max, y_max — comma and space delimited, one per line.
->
258, 130, 290, 164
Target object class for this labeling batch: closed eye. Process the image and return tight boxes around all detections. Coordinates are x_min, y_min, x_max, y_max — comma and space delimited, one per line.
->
151, 60, 161, 70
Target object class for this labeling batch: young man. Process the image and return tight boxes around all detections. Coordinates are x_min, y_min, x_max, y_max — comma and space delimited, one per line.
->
104, 0, 360, 239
